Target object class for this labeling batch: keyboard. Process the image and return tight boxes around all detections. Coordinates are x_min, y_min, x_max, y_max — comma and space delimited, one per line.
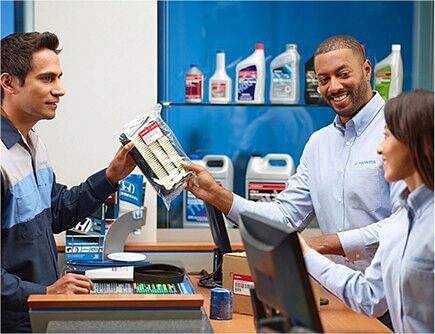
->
91, 276, 195, 295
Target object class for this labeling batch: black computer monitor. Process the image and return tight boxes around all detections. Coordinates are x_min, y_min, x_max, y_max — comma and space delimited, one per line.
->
239, 211, 323, 333
199, 203, 233, 288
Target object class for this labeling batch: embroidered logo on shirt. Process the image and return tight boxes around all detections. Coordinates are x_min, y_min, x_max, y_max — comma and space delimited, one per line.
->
38, 160, 49, 168
354, 160, 377, 166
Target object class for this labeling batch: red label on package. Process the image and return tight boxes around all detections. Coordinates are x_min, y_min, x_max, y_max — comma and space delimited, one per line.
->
248, 182, 286, 202
185, 75, 202, 99
248, 182, 286, 190
375, 72, 392, 77
138, 121, 164, 145
211, 82, 227, 98
238, 70, 257, 77
233, 273, 254, 296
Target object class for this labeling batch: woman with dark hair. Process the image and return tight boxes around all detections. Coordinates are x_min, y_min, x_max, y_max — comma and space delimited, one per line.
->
299, 89, 434, 333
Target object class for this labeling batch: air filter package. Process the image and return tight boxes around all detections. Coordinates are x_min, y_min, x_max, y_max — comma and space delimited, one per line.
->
118, 104, 192, 209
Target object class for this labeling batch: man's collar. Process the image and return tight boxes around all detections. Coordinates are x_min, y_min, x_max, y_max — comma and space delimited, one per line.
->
1, 115, 21, 149
333, 92, 385, 135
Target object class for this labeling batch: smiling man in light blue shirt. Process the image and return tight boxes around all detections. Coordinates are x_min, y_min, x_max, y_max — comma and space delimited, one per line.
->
183, 35, 403, 270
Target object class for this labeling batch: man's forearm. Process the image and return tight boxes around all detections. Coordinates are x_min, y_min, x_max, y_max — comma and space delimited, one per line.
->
305, 234, 345, 256
209, 186, 234, 215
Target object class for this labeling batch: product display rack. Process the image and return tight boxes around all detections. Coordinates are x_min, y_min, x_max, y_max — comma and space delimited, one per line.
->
161, 102, 326, 108
157, 1, 416, 229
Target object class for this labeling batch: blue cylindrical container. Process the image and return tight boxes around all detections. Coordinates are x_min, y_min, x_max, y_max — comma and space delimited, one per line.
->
209, 287, 232, 320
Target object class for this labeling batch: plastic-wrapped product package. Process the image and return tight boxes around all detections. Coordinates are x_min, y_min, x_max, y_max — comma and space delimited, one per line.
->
117, 104, 192, 209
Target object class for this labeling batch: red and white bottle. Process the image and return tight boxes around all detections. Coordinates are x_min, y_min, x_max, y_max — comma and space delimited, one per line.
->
185, 64, 203, 103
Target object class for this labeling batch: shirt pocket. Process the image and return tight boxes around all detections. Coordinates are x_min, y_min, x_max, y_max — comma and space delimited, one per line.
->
14, 178, 42, 226
347, 167, 382, 212
402, 262, 434, 322
20, 217, 44, 241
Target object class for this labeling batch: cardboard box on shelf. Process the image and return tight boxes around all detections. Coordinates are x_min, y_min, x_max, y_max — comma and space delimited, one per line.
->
222, 251, 321, 316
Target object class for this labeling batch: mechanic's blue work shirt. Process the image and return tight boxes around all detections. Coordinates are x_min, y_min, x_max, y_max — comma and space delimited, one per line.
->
1, 116, 116, 332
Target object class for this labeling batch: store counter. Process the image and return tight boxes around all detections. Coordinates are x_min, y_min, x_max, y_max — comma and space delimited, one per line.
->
28, 275, 390, 333
45, 229, 391, 333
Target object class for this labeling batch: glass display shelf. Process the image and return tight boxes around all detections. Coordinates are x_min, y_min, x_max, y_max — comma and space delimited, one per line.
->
161, 102, 327, 108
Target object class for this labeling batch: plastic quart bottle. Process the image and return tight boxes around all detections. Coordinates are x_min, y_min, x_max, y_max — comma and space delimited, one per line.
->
374, 44, 403, 101
185, 64, 204, 103
270, 44, 300, 104
235, 43, 265, 104
304, 54, 325, 105
209, 51, 232, 104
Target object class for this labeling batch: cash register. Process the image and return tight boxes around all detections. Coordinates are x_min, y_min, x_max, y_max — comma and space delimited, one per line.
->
64, 208, 195, 295
28, 209, 205, 333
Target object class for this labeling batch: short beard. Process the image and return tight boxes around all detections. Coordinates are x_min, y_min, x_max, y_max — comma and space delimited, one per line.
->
326, 81, 371, 119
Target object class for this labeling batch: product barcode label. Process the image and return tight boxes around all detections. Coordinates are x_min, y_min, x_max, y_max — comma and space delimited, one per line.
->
139, 121, 164, 145
233, 273, 254, 296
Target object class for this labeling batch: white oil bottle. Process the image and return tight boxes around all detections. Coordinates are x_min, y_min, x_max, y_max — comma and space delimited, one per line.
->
270, 44, 300, 104
374, 44, 403, 101
209, 50, 232, 104
235, 43, 265, 104
245, 154, 295, 202
183, 155, 233, 227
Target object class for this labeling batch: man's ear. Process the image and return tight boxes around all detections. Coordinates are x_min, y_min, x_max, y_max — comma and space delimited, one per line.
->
363, 59, 372, 82
0, 73, 18, 95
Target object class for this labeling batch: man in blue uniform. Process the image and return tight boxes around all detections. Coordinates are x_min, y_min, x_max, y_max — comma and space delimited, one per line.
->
1, 31, 137, 332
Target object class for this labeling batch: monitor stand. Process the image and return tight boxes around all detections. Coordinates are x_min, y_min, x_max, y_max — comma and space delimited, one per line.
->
198, 247, 223, 288
251, 288, 322, 333
250, 288, 293, 332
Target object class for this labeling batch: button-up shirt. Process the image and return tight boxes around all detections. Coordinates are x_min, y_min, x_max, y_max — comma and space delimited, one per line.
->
304, 185, 434, 333
1, 116, 116, 332
228, 92, 403, 269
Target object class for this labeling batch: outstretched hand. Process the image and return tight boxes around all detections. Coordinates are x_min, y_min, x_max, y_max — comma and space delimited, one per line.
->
182, 161, 234, 214
182, 161, 219, 202
105, 142, 137, 185
46, 273, 94, 295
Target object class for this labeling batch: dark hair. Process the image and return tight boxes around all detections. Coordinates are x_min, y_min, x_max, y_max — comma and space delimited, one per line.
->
315, 35, 365, 62
384, 90, 434, 190
1, 31, 61, 102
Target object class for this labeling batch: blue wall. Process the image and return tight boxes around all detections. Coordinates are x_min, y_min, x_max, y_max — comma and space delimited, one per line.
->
1, 1, 15, 38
